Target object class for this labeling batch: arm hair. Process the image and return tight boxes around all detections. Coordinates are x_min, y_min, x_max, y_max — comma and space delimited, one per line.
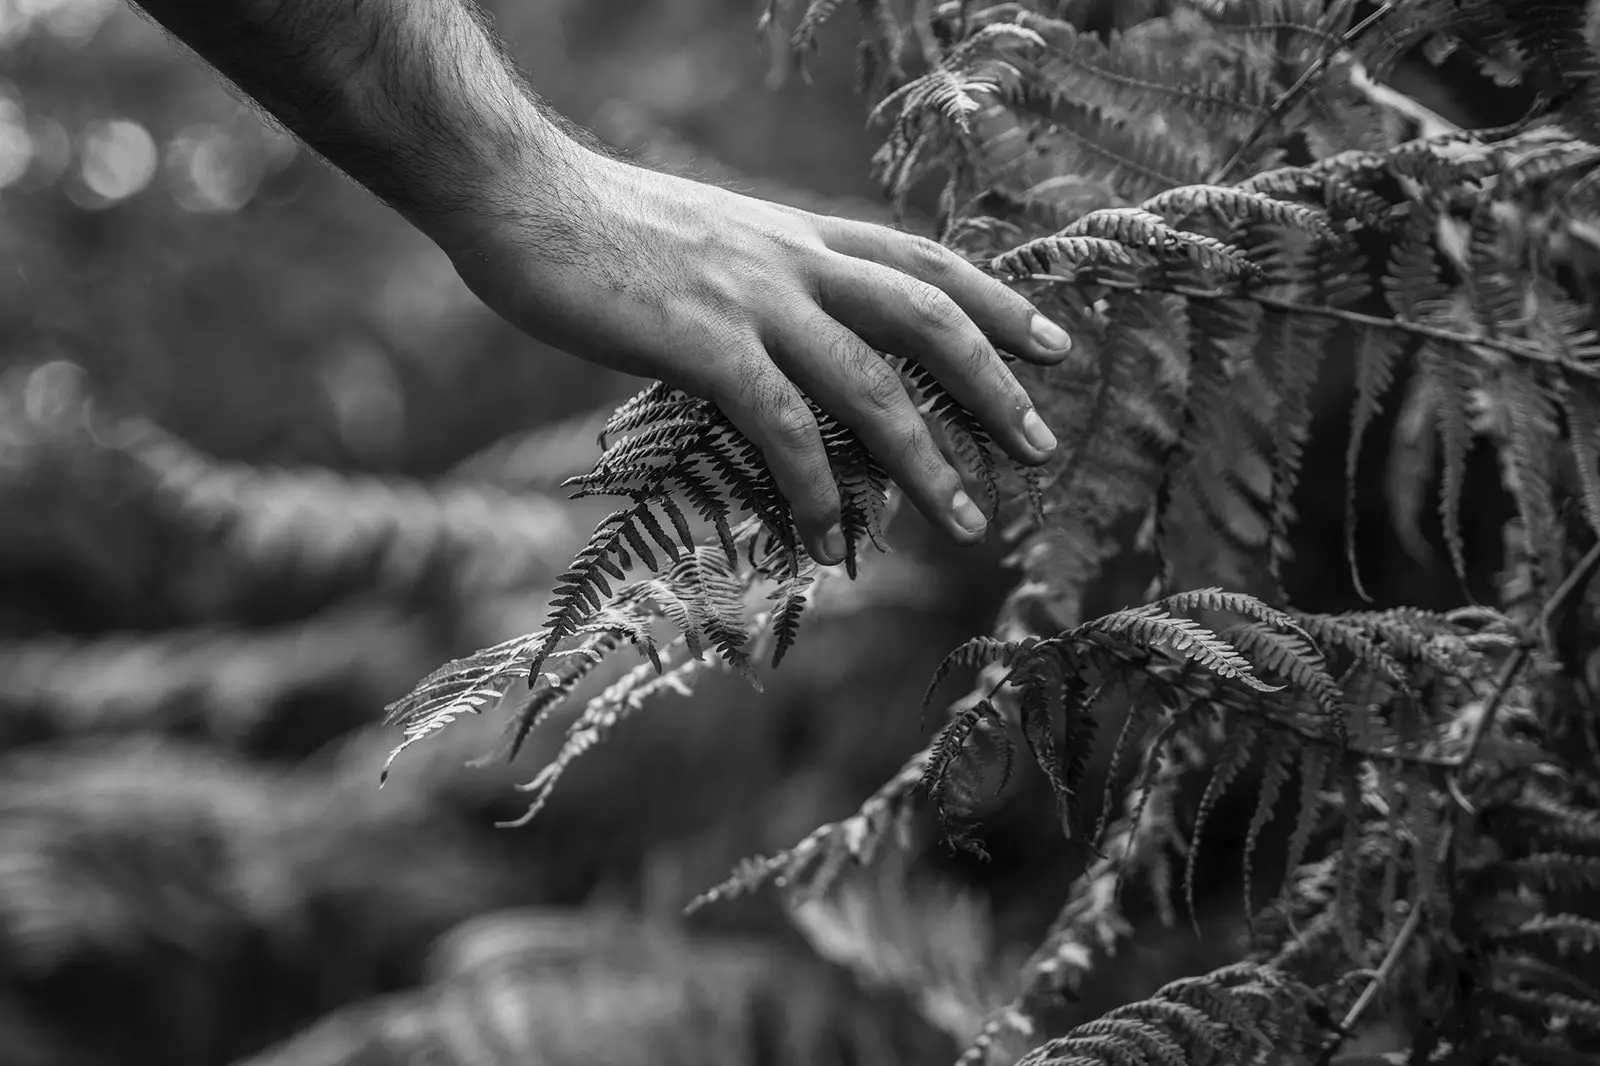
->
132, 0, 601, 240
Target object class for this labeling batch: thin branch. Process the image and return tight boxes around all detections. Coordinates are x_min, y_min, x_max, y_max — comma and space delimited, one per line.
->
1211, 1, 1397, 183
1026, 275, 1600, 380
1319, 507, 1600, 1064
1315, 859, 1428, 1066
1454, 539, 1600, 770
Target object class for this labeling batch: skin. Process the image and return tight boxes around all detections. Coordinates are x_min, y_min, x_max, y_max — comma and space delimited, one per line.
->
130, 0, 1073, 565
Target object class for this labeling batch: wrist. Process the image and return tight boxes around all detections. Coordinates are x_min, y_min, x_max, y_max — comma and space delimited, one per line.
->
408, 110, 604, 261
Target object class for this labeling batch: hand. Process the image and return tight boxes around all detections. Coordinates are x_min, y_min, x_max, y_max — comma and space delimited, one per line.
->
434, 149, 1072, 566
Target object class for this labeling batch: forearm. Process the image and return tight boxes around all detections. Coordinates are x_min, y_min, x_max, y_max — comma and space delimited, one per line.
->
132, 0, 589, 243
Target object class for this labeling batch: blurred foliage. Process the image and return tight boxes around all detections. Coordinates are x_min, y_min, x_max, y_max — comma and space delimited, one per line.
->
0, 1, 1022, 1063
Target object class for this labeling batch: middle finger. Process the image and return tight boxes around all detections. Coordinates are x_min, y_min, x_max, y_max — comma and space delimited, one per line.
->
818, 256, 1058, 466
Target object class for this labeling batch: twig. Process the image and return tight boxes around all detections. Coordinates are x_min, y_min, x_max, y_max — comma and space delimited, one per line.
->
1317, 523, 1600, 1063
1315, 867, 1429, 1066
1211, 1, 1397, 184
1026, 275, 1600, 380
1454, 539, 1600, 770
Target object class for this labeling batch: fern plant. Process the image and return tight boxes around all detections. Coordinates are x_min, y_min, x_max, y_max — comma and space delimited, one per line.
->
386, 1, 1600, 1062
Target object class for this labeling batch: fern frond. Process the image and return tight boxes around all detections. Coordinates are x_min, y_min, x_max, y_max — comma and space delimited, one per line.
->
1283, 741, 1332, 903
981, 86, 1205, 199
1419, 340, 1480, 589
982, 8, 1274, 144
1498, 366, 1565, 598
1514, 852, 1600, 893
1142, 184, 1335, 240
768, 567, 815, 668
1223, 622, 1345, 739
1343, 324, 1406, 599
382, 629, 590, 782
991, 235, 1151, 278
1014, 648, 1084, 839
498, 644, 702, 828
687, 751, 928, 912
1243, 731, 1295, 935
1063, 208, 1262, 278
1557, 375, 1600, 538
1086, 603, 1282, 692
922, 698, 1010, 847
1503, 914, 1600, 956
1236, 163, 1398, 226
1019, 963, 1324, 1066
922, 635, 1031, 725
1183, 721, 1258, 930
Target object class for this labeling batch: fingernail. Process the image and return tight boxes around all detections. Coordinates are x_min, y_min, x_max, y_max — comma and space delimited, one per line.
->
822, 523, 847, 564
951, 490, 987, 535
1023, 408, 1057, 454
1030, 313, 1072, 352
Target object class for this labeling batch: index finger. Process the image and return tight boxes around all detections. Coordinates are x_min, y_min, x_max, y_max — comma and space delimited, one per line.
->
814, 219, 1073, 365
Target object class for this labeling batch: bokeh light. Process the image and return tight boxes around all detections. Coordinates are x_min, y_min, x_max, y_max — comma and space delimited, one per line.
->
76, 116, 157, 204
0, 92, 30, 189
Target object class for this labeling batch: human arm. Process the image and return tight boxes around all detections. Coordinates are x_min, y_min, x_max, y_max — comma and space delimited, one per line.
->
130, 0, 1074, 565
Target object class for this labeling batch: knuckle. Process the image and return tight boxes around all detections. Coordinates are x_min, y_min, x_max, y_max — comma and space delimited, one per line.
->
859, 359, 906, 413
960, 335, 1000, 380
767, 397, 819, 450
906, 280, 960, 334
767, 225, 822, 262
904, 235, 956, 278
914, 428, 955, 482
712, 354, 766, 407
811, 495, 843, 526
885, 412, 941, 475
823, 323, 865, 369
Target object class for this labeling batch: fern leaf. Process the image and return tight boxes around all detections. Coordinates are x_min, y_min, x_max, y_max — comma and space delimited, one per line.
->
1335, 763, 1366, 959
501, 647, 701, 828
1243, 731, 1294, 936
1184, 721, 1258, 932
1236, 164, 1397, 227
1142, 184, 1335, 241
381, 631, 554, 782
1557, 375, 1600, 538
922, 698, 1010, 851
1223, 623, 1345, 741
1051, 1018, 1187, 1066
769, 568, 814, 668
1015, 649, 1081, 839
688, 752, 928, 912
1408, 778, 1446, 926
1088, 605, 1281, 692
921, 636, 1029, 726
1283, 742, 1331, 890
1500, 366, 1564, 597
1063, 208, 1262, 278
1093, 685, 1151, 847
1420, 341, 1479, 589
990, 235, 1150, 279
1506, 914, 1600, 955
1343, 325, 1405, 600
998, 8, 1272, 131
682, 546, 762, 689
1514, 852, 1600, 893
1255, 237, 1345, 588
524, 509, 640, 684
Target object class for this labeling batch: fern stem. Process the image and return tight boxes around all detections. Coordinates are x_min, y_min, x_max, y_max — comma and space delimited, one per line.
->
1210, 1, 1397, 184
1323, 545, 1600, 1060
1455, 539, 1600, 771
1316, 872, 1427, 1066
1032, 275, 1600, 379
